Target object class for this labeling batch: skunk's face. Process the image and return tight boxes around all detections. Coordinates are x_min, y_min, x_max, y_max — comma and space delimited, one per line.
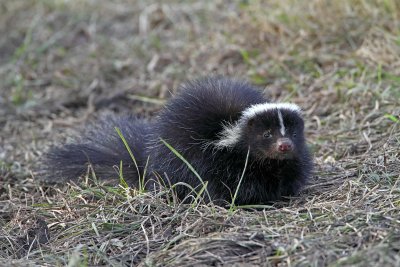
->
243, 109, 305, 160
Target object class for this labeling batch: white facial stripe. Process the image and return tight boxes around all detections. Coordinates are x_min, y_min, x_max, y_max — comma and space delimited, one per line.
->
213, 102, 301, 149
242, 102, 301, 120
277, 109, 285, 136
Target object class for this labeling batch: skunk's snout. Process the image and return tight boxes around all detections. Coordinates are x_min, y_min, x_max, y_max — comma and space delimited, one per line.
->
277, 138, 293, 152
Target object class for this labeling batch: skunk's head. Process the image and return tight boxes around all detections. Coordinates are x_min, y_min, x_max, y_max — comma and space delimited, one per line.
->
215, 103, 305, 160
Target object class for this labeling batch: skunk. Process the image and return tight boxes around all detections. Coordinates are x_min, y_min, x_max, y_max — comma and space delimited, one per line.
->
148, 77, 313, 205
43, 77, 313, 205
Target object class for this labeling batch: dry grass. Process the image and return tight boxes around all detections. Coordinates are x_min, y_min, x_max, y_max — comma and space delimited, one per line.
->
1, 0, 400, 266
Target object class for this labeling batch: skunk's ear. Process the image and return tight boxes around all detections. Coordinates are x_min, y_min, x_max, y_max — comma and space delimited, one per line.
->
247, 118, 254, 127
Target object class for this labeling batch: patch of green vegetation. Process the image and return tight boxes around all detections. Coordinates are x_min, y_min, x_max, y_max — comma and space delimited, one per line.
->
249, 73, 267, 85
149, 34, 162, 51
0, 160, 12, 171
10, 74, 33, 107
268, 63, 291, 80
384, 114, 399, 123
275, 246, 286, 256
238, 0, 250, 8
283, 83, 300, 101
11, 28, 33, 64
382, 0, 397, 13
240, 49, 259, 65
283, 55, 324, 80
240, 49, 251, 64
382, 71, 400, 86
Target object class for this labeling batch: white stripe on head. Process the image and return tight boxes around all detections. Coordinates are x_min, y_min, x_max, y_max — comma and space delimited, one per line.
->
277, 109, 285, 136
213, 102, 301, 149
242, 102, 301, 120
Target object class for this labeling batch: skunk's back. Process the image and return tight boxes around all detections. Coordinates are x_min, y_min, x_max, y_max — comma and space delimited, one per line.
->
156, 77, 267, 143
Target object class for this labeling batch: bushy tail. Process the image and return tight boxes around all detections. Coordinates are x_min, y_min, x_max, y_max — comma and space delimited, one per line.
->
41, 115, 152, 185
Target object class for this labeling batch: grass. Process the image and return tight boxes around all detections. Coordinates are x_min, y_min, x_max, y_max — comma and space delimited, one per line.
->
229, 147, 250, 212
160, 138, 211, 206
115, 127, 143, 191
1, 0, 400, 266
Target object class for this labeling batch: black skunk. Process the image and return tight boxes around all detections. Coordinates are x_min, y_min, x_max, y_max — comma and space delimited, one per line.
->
148, 77, 313, 205
43, 77, 313, 205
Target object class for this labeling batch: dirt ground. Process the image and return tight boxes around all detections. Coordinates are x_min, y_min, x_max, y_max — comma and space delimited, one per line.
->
1, 0, 400, 266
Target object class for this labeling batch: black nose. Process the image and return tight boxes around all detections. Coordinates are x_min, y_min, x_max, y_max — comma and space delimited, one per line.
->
277, 138, 293, 152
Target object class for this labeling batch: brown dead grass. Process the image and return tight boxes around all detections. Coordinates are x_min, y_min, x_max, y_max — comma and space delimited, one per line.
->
1, 0, 400, 266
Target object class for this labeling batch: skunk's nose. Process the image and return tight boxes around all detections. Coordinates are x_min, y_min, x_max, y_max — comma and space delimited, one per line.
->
277, 138, 293, 152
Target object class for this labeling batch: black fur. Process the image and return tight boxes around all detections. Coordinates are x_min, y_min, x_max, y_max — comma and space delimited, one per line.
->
148, 77, 313, 205
43, 77, 313, 206
42, 115, 151, 185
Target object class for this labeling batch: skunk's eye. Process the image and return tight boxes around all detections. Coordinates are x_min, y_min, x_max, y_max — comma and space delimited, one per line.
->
293, 132, 297, 138
263, 131, 272, 139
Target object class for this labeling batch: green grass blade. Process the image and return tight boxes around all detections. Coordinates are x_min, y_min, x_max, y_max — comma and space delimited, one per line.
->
160, 138, 212, 204
115, 127, 143, 191
229, 147, 250, 212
